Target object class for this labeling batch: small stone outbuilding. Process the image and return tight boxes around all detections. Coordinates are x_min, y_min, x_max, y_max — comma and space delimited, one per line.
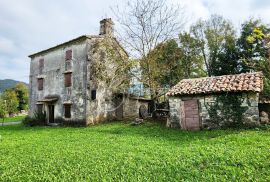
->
166, 72, 264, 130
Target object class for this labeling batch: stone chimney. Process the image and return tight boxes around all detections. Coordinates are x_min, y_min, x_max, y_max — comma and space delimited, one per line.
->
99, 18, 114, 36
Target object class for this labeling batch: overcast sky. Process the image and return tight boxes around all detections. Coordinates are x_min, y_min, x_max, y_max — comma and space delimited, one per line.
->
0, 0, 270, 83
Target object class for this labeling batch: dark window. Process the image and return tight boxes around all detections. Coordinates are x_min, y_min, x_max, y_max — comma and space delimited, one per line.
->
65, 49, 72, 60
64, 73, 72, 87
39, 59, 44, 74
91, 90, 96, 100
64, 105, 71, 118
37, 104, 43, 113
38, 78, 44, 90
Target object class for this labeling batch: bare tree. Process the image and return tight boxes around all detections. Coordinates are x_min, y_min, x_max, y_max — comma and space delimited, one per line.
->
113, 0, 186, 99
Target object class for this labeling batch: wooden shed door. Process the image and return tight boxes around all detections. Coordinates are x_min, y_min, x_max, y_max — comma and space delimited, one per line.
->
183, 100, 200, 130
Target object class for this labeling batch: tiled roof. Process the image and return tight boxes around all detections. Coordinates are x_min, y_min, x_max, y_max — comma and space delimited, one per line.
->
167, 72, 263, 96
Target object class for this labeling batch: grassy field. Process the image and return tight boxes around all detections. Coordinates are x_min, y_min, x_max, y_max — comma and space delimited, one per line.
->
0, 122, 269, 181
0, 115, 26, 123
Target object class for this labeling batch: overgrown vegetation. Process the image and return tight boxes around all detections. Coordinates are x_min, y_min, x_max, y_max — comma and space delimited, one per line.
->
115, 0, 270, 100
0, 122, 269, 181
89, 37, 131, 94
206, 94, 248, 128
22, 111, 46, 126
0, 83, 29, 118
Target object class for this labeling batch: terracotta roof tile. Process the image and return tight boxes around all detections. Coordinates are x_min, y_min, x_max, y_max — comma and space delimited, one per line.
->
167, 72, 263, 96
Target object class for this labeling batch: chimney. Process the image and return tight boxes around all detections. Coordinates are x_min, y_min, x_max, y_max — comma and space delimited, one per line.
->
99, 18, 114, 36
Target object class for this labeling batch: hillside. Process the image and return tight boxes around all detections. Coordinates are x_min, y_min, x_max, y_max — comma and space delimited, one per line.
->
0, 79, 28, 92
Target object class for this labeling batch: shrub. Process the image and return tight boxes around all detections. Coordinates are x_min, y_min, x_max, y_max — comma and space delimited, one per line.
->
22, 111, 46, 126
22, 116, 35, 126
207, 93, 248, 129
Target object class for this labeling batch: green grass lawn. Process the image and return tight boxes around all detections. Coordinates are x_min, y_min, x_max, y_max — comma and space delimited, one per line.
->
0, 122, 269, 181
0, 115, 26, 123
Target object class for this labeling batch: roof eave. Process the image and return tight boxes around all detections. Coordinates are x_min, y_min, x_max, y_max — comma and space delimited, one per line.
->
28, 35, 91, 58
167, 90, 262, 97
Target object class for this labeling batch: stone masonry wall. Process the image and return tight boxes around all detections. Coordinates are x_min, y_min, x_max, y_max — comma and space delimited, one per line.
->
240, 93, 260, 126
167, 97, 181, 128
85, 37, 128, 125
29, 39, 88, 125
199, 93, 260, 128
167, 92, 260, 129
123, 98, 149, 119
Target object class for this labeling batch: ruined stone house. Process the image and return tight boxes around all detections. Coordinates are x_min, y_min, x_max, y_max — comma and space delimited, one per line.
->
28, 18, 148, 125
166, 72, 264, 130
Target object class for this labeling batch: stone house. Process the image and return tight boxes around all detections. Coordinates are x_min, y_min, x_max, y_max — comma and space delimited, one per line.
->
166, 72, 264, 130
28, 18, 148, 126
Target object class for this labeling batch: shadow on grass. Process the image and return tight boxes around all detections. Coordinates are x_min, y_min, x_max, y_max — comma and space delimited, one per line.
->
0, 121, 266, 144
93, 121, 246, 144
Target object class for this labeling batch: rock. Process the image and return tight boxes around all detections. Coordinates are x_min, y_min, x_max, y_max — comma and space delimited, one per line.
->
260, 117, 269, 124
260, 111, 269, 124
131, 118, 144, 126
261, 111, 268, 117
139, 105, 148, 119
244, 116, 260, 127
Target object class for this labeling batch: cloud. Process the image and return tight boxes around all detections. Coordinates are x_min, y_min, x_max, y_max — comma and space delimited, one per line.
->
0, 0, 270, 83
0, 37, 17, 55
202, 0, 270, 28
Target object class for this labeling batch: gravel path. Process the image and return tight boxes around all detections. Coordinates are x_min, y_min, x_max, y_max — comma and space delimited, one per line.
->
0, 121, 22, 126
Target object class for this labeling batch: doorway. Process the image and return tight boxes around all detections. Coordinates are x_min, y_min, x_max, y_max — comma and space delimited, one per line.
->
48, 105, 55, 123
182, 99, 200, 130
115, 95, 123, 120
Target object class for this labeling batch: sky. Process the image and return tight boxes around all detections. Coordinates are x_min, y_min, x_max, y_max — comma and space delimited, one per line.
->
0, 0, 270, 83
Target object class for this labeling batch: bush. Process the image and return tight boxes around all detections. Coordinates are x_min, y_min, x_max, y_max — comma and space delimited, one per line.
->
22, 111, 46, 126
256, 124, 270, 131
22, 116, 35, 126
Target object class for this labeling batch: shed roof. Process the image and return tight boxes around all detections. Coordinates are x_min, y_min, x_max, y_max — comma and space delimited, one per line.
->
167, 72, 263, 96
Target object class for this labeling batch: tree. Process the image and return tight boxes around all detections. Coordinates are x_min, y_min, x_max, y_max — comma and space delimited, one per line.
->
0, 98, 7, 120
237, 19, 270, 72
148, 36, 205, 89
1, 89, 19, 115
190, 15, 236, 76
114, 0, 186, 99
178, 32, 206, 78
14, 83, 29, 111
237, 18, 270, 97
143, 39, 182, 90
213, 32, 240, 76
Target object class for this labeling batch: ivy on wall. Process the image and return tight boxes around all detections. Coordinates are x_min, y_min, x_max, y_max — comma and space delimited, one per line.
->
205, 93, 248, 128
88, 37, 131, 93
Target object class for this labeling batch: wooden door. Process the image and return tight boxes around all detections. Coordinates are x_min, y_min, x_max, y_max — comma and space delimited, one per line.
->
183, 100, 200, 130
48, 105, 55, 123
115, 95, 123, 120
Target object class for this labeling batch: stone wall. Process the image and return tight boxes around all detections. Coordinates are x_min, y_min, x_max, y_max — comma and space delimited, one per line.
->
240, 93, 260, 126
85, 37, 129, 125
29, 35, 128, 126
122, 98, 150, 119
167, 92, 261, 129
199, 93, 260, 128
29, 38, 88, 125
167, 97, 182, 128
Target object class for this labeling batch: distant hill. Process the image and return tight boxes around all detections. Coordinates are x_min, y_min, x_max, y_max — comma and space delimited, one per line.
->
0, 79, 28, 93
